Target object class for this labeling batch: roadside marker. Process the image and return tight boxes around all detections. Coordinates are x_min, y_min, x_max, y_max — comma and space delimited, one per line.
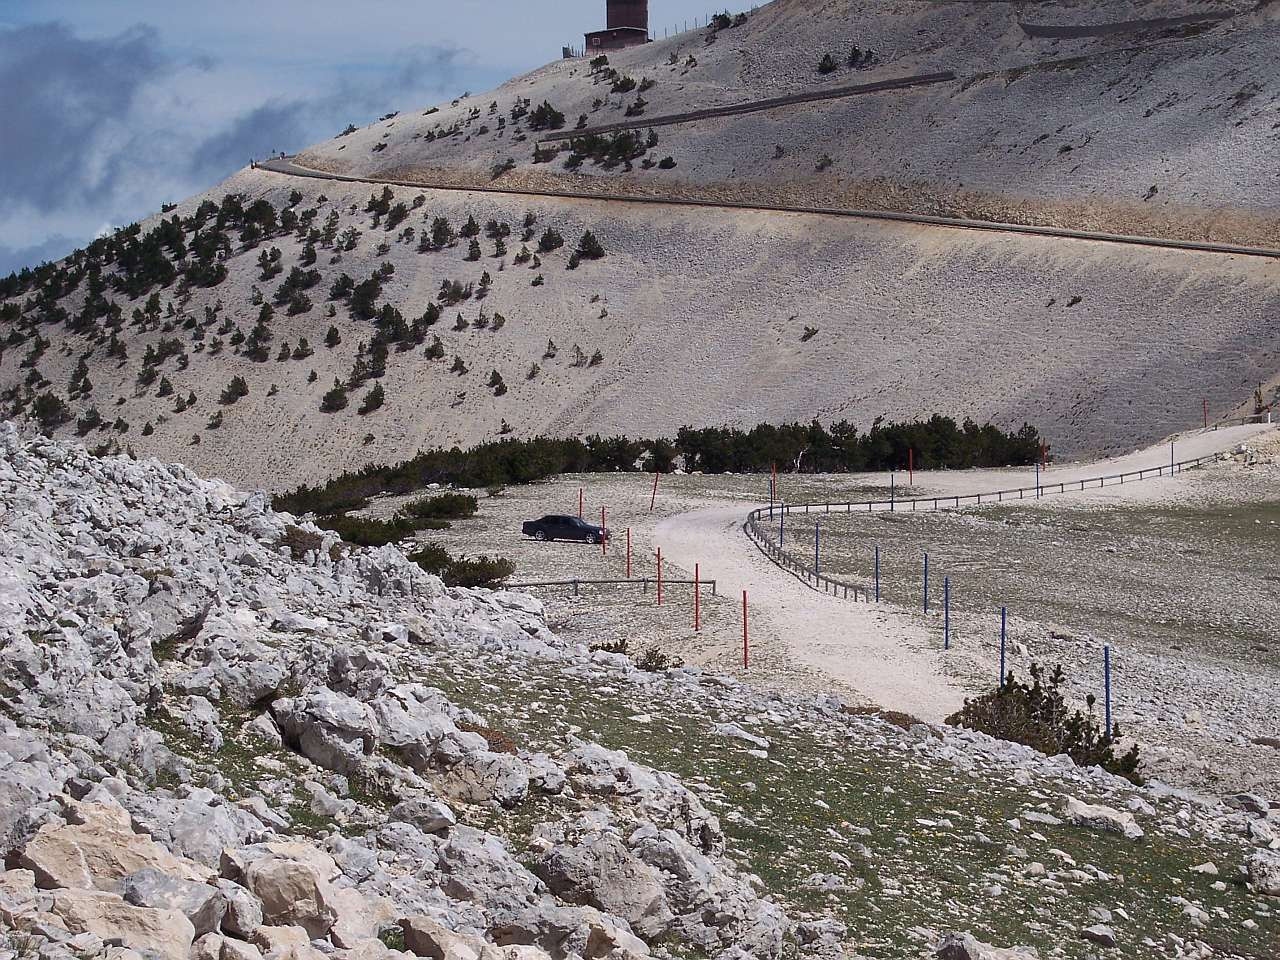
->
694, 563, 701, 632
1203, 398, 1209, 429
626, 528, 632, 578
909, 448, 914, 486
1104, 645, 1113, 739
1000, 607, 1007, 687
578, 487, 583, 519
601, 506, 607, 555
650, 471, 659, 512
923, 552, 930, 613
874, 545, 880, 602
742, 590, 749, 669
943, 577, 950, 649
814, 522, 820, 575
657, 546, 663, 605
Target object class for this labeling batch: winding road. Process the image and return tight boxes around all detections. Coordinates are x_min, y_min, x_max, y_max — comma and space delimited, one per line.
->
655, 424, 1273, 722
258, 156, 1280, 261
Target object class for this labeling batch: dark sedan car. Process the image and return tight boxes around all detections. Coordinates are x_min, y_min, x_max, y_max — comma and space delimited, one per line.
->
522, 515, 609, 543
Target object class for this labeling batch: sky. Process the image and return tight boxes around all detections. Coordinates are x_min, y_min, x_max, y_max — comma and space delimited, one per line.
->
0, 1, 715, 276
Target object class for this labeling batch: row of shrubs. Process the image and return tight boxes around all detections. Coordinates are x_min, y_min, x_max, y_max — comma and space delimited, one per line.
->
273, 416, 1045, 517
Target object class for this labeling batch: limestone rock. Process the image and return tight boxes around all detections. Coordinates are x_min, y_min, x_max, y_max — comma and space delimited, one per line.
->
1061, 797, 1144, 841
121, 868, 227, 937
935, 932, 1040, 959
50, 888, 196, 960
534, 833, 673, 940
1248, 850, 1280, 896
243, 855, 337, 938
20, 802, 210, 892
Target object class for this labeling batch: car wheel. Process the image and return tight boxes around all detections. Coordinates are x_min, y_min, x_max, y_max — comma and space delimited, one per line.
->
592, 533, 602, 544
534, 531, 548, 541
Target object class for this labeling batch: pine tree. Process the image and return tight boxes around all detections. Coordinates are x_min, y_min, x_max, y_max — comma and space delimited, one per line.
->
358, 383, 385, 415
320, 379, 349, 412
325, 325, 341, 348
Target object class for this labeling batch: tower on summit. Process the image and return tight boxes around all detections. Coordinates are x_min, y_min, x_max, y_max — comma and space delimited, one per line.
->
585, 0, 650, 53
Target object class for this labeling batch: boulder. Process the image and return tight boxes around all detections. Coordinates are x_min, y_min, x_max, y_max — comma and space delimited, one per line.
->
388, 799, 457, 834
400, 915, 487, 960
222, 938, 266, 960
328, 886, 396, 949
1081, 924, 1117, 947
534, 834, 673, 940
121, 868, 228, 937
243, 855, 337, 938
20, 802, 210, 892
935, 932, 1040, 959
1061, 797, 1144, 841
50, 888, 196, 960
442, 752, 529, 809
215, 878, 266, 939
1248, 850, 1280, 896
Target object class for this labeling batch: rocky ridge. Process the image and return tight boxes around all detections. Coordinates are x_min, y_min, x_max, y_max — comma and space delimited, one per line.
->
1, 423, 1278, 960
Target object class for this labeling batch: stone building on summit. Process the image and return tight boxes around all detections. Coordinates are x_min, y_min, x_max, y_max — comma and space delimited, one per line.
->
585, 0, 650, 52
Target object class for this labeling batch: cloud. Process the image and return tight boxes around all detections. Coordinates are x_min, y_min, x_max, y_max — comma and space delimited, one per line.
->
0, 21, 169, 214
0, 234, 82, 277
188, 44, 471, 183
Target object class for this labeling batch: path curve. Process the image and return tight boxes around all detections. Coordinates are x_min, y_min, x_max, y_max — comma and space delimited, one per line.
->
258, 157, 1280, 261
655, 424, 1273, 721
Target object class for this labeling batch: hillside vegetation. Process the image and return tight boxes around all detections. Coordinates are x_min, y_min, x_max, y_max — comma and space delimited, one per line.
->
1, 0, 1277, 491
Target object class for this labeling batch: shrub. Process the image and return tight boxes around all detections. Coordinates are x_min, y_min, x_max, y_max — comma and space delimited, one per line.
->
658, 156, 677, 170
818, 53, 838, 74
576, 231, 606, 260
31, 392, 71, 433
220, 376, 249, 405
321, 379, 349, 412
946, 663, 1142, 784
358, 383, 385, 415
537, 228, 564, 252
398, 492, 478, 521
408, 544, 514, 589
529, 101, 565, 131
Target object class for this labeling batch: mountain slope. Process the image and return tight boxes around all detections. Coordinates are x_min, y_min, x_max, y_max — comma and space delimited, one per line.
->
2, 0, 1278, 492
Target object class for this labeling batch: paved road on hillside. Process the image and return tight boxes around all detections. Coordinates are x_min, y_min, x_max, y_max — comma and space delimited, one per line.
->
654, 423, 1274, 722
258, 156, 1280, 261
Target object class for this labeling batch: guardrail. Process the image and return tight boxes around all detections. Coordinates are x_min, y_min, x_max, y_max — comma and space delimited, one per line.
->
744, 451, 1223, 598
1210, 413, 1272, 431
503, 577, 715, 596
536, 72, 957, 144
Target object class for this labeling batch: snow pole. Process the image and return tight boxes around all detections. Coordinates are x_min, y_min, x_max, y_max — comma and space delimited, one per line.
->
650, 471, 659, 512
694, 563, 701, 632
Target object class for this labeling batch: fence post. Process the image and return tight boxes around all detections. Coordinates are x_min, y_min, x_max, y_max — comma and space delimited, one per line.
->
694, 563, 701, 632
943, 577, 950, 649
923, 553, 929, 613
1000, 607, 1007, 687
875, 545, 880, 602
657, 547, 663, 605
1104, 645, 1113, 739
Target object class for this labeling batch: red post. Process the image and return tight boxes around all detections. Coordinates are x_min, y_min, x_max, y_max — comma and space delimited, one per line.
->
578, 487, 583, 519
601, 506, 607, 555
626, 528, 632, 578
657, 547, 663, 605
694, 563, 701, 632
909, 448, 914, 486
742, 590, 749, 669
1203, 398, 1208, 429
650, 471, 659, 512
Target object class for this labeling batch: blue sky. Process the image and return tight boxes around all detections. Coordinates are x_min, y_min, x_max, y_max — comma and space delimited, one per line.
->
0, 1, 716, 276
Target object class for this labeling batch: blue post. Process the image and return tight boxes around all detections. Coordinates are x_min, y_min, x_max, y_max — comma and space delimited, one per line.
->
814, 523, 820, 575
1104, 645, 1113, 739
943, 577, 950, 649
874, 546, 880, 602
923, 553, 929, 613
998, 609, 1008, 686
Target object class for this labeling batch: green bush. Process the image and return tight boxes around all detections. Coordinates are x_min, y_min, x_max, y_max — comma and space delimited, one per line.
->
398, 492, 478, 521
408, 544, 514, 588
946, 663, 1142, 784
